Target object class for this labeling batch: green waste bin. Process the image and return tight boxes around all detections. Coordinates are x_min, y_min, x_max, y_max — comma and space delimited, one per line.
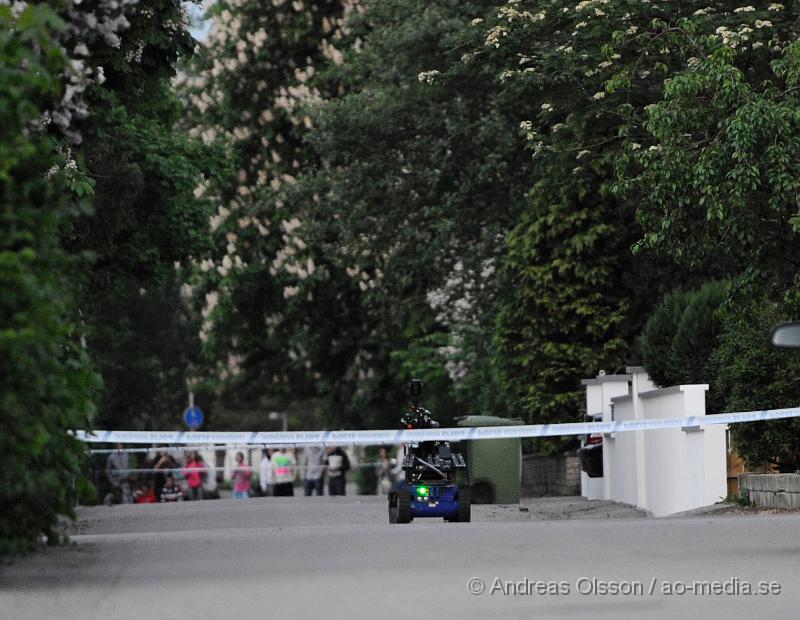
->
458, 415, 524, 504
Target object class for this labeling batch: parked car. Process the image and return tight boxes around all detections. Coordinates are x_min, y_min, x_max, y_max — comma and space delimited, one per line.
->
578, 413, 603, 478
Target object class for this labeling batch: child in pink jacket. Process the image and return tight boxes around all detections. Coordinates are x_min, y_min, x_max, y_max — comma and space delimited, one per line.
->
232, 452, 252, 499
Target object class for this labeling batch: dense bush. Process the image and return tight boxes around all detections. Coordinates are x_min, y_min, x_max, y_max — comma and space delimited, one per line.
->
639, 281, 729, 411
640, 282, 730, 414
641, 285, 800, 470
671, 282, 730, 387
712, 296, 800, 472
638, 290, 692, 388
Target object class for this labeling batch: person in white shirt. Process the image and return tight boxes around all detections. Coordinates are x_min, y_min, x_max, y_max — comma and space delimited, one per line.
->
201, 449, 218, 499
271, 448, 297, 496
259, 448, 273, 496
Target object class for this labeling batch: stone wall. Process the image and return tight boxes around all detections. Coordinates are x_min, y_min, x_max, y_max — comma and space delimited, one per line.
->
521, 454, 581, 497
739, 473, 800, 508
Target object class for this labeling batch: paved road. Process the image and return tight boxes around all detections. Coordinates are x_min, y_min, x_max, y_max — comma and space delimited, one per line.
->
1, 496, 797, 619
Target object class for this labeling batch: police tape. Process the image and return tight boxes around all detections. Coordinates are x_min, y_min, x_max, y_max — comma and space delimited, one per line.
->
74, 405, 800, 446
94, 464, 383, 473
89, 444, 281, 454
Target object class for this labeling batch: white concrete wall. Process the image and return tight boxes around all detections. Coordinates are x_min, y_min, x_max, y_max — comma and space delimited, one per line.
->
582, 368, 727, 516
639, 385, 726, 516
581, 374, 630, 500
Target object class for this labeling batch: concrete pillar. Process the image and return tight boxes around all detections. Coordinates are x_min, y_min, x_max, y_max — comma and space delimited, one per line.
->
628, 367, 655, 509
580, 373, 630, 500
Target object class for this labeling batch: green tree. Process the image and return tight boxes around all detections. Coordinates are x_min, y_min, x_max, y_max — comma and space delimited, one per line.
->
295, 0, 534, 420
184, 0, 533, 427
478, 0, 719, 434
626, 39, 800, 289
66, 0, 218, 431
493, 163, 640, 448
181, 0, 379, 428
463, 0, 799, 437
611, 6, 800, 464
0, 4, 100, 555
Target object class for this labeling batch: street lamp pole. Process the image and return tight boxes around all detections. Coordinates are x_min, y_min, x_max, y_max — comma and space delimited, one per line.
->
269, 411, 288, 432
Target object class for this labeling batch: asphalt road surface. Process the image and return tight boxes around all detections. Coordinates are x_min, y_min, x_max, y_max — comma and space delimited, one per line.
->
1, 496, 797, 619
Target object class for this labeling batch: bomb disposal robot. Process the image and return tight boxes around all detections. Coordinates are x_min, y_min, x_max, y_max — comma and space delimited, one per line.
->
388, 379, 470, 523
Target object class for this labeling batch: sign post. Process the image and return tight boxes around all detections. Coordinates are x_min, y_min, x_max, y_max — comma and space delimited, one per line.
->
183, 392, 204, 430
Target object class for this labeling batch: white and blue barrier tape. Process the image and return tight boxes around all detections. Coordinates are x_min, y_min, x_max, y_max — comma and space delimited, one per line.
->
74, 406, 800, 446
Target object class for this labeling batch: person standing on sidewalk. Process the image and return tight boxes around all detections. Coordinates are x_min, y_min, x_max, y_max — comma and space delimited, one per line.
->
302, 445, 326, 496
376, 446, 395, 495
232, 452, 252, 499
152, 448, 178, 501
271, 448, 296, 496
183, 451, 205, 500
201, 452, 218, 499
326, 446, 351, 496
259, 448, 273, 496
105, 443, 132, 504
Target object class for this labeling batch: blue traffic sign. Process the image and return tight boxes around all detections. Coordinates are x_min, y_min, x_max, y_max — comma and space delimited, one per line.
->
183, 405, 205, 430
